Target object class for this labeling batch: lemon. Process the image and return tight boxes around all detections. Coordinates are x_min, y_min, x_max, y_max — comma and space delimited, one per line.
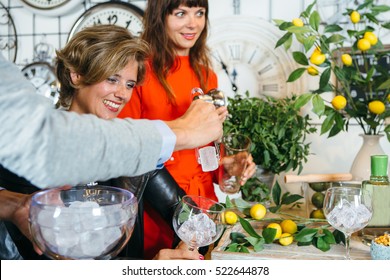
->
357, 38, 371, 51
309, 182, 331, 192
279, 233, 294, 246
311, 192, 325, 209
350, 11, 361, 23
331, 95, 347, 110
368, 100, 386, 114
266, 223, 282, 239
341, 54, 353, 66
307, 66, 319, 76
364, 32, 378, 46
280, 219, 298, 234
249, 203, 267, 220
292, 18, 304, 27
310, 209, 326, 219
224, 211, 238, 225
310, 52, 326, 65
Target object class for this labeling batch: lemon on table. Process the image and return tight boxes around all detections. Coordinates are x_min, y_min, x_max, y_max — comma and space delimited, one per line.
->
250, 203, 266, 220
224, 211, 238, 225
279, 233, 294, 246
266, 223, 282, 239
310, 209, 326, 219
280, 219, 298, 234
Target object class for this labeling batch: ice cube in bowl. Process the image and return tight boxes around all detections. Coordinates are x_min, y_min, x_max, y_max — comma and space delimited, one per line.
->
29, 185, 138, 260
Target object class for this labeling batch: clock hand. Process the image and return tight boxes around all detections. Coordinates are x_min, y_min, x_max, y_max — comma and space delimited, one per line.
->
219, 60, 238, 93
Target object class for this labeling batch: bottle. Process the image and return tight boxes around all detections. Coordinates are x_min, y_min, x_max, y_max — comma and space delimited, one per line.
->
361, 155, 390, 243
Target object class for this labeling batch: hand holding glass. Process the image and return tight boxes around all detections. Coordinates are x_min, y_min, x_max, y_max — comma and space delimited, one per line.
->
218, 133, 251, 194
172, 195, 225, 251
323, 186, 372, 260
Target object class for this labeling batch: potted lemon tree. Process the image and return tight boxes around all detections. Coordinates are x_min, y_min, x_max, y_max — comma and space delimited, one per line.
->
223, 92, 317, 203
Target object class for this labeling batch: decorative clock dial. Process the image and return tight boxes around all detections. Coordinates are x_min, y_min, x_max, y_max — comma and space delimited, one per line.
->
68, 2, 144, 40
19, 0, 83, 16
0, 2, 17, 62
208, 16, 302, 99
22, 62, 60, 105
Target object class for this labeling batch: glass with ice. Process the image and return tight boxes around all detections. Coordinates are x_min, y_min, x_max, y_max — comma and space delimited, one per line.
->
29, 185, 138, 260
172, 195, 225, 251
323, 186, 372, 259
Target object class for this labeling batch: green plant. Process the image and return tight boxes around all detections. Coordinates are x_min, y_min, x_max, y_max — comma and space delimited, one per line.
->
224, 92, 316, 174
275, 0, 390, 141
240, 177, 271, 203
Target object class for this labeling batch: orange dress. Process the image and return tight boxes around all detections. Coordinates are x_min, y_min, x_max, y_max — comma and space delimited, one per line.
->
119, 56, 218, 259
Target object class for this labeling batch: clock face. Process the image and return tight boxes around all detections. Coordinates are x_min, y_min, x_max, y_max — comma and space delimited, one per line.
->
22, 62, 60, 105
0, 2, 17, 62
19, 0, 83, 16
68, 2, 144, 41
208, 16, 303, 100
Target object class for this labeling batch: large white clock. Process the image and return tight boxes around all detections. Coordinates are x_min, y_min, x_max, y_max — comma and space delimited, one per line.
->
68, 1, 144, 41
18, 0, 83, 16
208, 16, 303, 99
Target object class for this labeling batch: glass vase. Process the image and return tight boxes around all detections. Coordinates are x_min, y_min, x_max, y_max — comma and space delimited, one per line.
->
350, 134, 387, 182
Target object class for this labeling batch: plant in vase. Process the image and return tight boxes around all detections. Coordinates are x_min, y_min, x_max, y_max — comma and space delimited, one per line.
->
274, 0, 390, 180
223, 92, 317, 203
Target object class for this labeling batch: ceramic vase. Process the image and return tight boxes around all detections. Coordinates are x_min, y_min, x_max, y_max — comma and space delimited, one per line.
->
350, 134, 387, 182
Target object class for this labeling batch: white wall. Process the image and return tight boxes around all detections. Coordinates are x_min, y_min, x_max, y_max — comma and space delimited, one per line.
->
1, 0, 389, 199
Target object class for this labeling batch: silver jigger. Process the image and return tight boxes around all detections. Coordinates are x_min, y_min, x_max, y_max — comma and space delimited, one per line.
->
192, 88, 226, 108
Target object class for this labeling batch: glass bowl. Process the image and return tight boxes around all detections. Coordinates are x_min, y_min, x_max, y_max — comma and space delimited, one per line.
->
29, 185, 138, 260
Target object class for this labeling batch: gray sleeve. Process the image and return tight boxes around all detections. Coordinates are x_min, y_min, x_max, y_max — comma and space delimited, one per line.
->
0, 54, 163, 188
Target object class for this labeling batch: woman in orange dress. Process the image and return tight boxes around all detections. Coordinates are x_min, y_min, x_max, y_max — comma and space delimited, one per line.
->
119, 0, 255, 259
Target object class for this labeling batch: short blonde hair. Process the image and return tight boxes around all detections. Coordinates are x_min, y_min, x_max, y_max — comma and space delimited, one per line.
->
55, 25, 150, 108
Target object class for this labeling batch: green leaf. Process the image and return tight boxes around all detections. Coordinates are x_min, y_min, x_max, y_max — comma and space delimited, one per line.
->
286, 26, 312, 34
238, 217, 262, 239
275, 32, 292, 49
309, 10, 320, 31
272, 181, 281, 205
315, 236, 331, 252
325, 34, 346, 44
225, 243, 239, 252
295, 93, 313, 109
377, 78, 390, 90
287, 68, 306, 82
303, 35, 317, 52
322, 229, 336, 244
321, 111, 336, 134
293, 51, 309, 65
225, 196, 234, 208
312, 94, 326, 116
319, 67, 331, 89
294, 228, 318, 242
262, 228, 277, 244
324, 24, 343, 33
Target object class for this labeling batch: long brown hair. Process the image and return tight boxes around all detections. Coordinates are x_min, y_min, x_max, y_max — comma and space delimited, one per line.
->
142, 0, 211, 104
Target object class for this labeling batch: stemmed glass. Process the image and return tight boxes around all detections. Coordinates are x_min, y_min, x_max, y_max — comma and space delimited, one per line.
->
323, 186, 373, 260
172, 195, 225, 251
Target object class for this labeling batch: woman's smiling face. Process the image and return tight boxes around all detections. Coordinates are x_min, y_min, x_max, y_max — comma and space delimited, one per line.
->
69, 60, 138, 120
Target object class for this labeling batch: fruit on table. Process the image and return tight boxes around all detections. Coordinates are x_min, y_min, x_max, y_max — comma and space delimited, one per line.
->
224, 211, 238, 225
250, 203, 266, 220
310, 209, 325, 219
279, 233, 294, 246
280, 219, 298, 234
266, 223, 282, 239
308, 182, 331, 192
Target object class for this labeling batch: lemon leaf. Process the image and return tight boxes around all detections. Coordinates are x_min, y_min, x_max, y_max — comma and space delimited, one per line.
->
293, 51, 309, 65
309, 10, 320, 31
238, 216, 262, 239
262, 228, 277, 244
287, 68, 306, 82
315, 236, 331, 252
294, 228, 318, 242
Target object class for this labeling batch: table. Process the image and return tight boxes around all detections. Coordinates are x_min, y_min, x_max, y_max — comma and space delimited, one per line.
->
211, 220, 371, 260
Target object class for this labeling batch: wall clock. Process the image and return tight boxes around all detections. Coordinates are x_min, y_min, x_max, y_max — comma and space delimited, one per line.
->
0, 2, 18, 62
21, 42, 59, 105
208, 16, 303, 100
68, 1, 144, 41
18, 0, 83, 17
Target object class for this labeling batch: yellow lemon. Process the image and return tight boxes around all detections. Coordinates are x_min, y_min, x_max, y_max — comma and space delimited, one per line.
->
307, 66, 319, 76
224, 211, 238, 225
310, 52, 326, 65
249, 203, 267, 220
279, 233, 294, 246
292, 18, 304, 27
364, 32, 378, 46
266, 223, 282, 239
357, 38, 371, 51
368, 100, 386, 114
280, 219, 298, 234
388, 94, 390, 102
341, 54, 353, 66
331, 95, 347, 110
350, 11, 360, 23
310, 209, 326, 219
